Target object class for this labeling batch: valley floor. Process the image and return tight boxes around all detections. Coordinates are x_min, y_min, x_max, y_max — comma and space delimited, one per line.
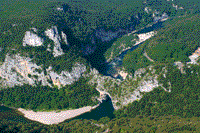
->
16, 86, 107, 125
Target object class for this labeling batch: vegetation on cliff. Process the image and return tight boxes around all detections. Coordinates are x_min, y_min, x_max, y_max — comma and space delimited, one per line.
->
123, 14, 200, 75
0, 77, 99, 112
104, 34, 139, 62
0, 0, 200, 132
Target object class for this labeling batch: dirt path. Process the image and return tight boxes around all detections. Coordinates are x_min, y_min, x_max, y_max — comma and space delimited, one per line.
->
143, 51, 154, 62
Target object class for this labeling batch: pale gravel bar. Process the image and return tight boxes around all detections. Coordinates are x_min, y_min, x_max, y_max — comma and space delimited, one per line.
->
18, 106, 93, 125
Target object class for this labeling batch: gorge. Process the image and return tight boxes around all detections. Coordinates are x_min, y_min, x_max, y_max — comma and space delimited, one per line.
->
1, 0, 200, 132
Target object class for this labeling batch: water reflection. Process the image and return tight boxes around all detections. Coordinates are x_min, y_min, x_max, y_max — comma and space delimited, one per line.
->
65, 94, 115, 122
104, 21, 165, 78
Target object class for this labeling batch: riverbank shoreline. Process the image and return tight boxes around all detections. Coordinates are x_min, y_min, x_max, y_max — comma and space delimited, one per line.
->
0, 86, 106, 125
0, 103, 101, 125
17, 106, 94, 125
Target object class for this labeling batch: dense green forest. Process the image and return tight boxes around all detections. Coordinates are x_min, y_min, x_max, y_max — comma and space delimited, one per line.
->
0, 0, 200, 132
104, 34, 139, 62
123, 14, 200, 75
1, 64, 200, 132
146, 14, 200, 63
115, 64, 200, 118
1, 110, 199, 133
0, 77, 99, 111
0, 0, 197, 72
0, 0, 151, 73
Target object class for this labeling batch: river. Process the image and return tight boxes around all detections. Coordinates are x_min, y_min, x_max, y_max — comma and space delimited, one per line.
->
0, 93, 114, 125
60, 19, 167, 122
104, 20, 165, 79
0, 18, 167, 125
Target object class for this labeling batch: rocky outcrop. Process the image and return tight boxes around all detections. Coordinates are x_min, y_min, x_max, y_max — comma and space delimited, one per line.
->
95, 28, 119, 42
0, 54, 87, 88
23, 31, 44, 46
188, 47, 200, 64
23, 26, 69, 57
47, 63, 87, 88
84, 63, 173, 110
45, 26, 66, 57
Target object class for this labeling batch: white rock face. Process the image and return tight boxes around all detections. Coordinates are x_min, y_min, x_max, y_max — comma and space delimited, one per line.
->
0, 54, 87, 88
12, 24, 17, 27
144, 7, 150, 14
189, 54, 199, 64
61, 31, 68, 45
23, 31, 44, 46
47, 44, 51, 52
48, 63, 87, 87
57, 7, 63, 11
122, 90, 141, 105
0, 54, 39, 87
30, 28, 37, 33
138, 79, 159, 92
45, 26, 65, 57
95, 28, 118, 42
23, 26, 68, 57
137, 31, 155, 42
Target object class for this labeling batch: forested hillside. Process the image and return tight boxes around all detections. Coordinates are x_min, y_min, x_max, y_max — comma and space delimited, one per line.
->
123, 14, 200, 75
0, 0, 152, 72
0, 0, 200, 132
0, 77, 99, 112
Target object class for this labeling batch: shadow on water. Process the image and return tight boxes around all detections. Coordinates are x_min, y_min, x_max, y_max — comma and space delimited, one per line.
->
104, 21, 166, 78
64, 94, 115, 122
60, 25, 123, 75
58, 19, 166, 79
135, 21, 164, 34
56, 20, 166, 122
108, 21, 165, 68
0, 105, 13, 112
0, 95, 115, 125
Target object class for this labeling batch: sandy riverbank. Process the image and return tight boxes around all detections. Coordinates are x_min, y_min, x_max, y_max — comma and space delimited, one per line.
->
16, 87, 105, 125
18, 106, 94, 125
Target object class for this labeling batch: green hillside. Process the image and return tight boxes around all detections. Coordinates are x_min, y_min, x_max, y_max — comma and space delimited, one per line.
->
104, 34, 139, 62
0, 0, 200, 132
0, 0, 151, 72
123, 14, 200, 75
0, 77, 99, 112
146, 14, 200, 63
1, 113, 199, 132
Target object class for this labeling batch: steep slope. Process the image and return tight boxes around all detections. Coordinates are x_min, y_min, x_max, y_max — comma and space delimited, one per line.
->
0, 1, 100, 113
0, 0, 160, 115
0, 0, 200, 132
123, 14, 200, 75
145, 14, 200, 63
0, 0, 177, 94
93, 13, 200, 110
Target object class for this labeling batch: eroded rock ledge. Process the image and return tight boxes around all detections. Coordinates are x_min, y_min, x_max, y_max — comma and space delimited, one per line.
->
0, 54, 86, 88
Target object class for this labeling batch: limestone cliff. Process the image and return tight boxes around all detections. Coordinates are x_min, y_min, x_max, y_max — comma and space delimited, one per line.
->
83, 64, 172, 110
0, 54, 87, 88
23, 26, 69, 57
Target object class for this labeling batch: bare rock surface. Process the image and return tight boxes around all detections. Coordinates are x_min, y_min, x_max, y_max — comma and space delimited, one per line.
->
23, 31, 44, 47
45, 26, 65, 57
0, 54, 86, 88
23, 26, 69, 57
